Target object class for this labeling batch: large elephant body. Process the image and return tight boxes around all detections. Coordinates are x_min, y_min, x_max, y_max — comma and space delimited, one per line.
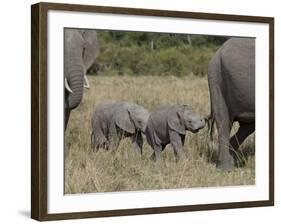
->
91, 102, 150, 154
208, 37, 255, 170
64, 29, 99, 130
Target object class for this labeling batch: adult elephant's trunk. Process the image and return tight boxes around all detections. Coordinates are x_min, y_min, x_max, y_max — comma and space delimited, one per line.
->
66, 70, 84, 110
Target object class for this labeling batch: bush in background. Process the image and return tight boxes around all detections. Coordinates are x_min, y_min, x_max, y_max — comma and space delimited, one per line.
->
88, 31, 227, 77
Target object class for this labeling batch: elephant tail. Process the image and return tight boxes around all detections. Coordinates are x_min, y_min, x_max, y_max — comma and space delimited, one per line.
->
205, 113, 215, 141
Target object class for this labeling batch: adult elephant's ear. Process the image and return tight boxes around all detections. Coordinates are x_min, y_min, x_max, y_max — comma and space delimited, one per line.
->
167, 106, 185, 135
114, 108, 135, 134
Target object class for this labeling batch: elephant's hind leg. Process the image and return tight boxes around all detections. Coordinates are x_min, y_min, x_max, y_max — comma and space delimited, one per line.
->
169, 131, 186, 162
150, 144, 163, 162
208, 52, 234, 170
214, 91, 235, 171
91, 131, 97, 151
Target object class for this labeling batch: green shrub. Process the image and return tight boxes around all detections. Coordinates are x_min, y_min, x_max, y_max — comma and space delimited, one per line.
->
88, 31, 223, 77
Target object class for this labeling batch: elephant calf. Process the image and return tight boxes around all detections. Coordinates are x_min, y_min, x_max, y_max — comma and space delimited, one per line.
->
145, 105, 205, 162
91, 101, 149, 154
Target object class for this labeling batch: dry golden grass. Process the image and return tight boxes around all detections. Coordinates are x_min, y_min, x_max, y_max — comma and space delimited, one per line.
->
65, 75, 255, 194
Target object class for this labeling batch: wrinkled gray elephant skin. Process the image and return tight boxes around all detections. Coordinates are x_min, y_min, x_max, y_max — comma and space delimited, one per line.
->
64, 29, 99, 130
208, 37, 255, 171
91, 101, 150, 155
145, 105, 205, 162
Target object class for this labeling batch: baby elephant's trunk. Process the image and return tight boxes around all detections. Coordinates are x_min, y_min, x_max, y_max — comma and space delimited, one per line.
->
191, 118, 206, 133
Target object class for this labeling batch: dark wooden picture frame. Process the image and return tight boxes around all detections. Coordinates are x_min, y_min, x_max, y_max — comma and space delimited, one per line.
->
31, 2, 274, 221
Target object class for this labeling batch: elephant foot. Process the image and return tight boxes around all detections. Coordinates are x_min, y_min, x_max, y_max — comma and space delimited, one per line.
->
133, 148, 143, 156
150, 152, 164, 164
216, 158, 235, 171
91, 144, 98, 152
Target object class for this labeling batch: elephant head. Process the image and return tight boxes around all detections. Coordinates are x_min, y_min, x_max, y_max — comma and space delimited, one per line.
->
114, 103, 149, 134
64, 29, 99, 129
168, 105, 205, 134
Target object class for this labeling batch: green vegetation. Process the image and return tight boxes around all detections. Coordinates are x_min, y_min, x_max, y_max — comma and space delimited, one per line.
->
88, 31, 228, 77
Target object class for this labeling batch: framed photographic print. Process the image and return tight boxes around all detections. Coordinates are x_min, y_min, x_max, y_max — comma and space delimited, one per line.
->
31, 2, 274, 221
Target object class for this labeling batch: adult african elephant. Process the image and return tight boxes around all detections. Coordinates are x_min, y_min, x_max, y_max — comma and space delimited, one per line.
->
91, 102, 150, 154
64, 29, 99, 130
145, 105, 205, 162
208, 37, 255, 171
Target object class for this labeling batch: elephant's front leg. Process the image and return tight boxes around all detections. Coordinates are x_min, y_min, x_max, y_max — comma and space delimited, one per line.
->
216, 122, 234, 170
109, 122, 121, 153
211, 87, 234, 171
149, 137, 163, 161
151, 144, 163, 162
169, 130, 186, 162
230, 122, 255, 151
131, 131, 143, 155
229, 122, 255, 166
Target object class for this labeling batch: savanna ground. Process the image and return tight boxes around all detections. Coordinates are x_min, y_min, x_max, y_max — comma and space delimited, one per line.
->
65, 75, 255, 194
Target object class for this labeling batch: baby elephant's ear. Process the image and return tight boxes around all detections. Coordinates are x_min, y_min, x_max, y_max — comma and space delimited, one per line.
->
115, 108, 135, 134
167, 107, 185, 135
